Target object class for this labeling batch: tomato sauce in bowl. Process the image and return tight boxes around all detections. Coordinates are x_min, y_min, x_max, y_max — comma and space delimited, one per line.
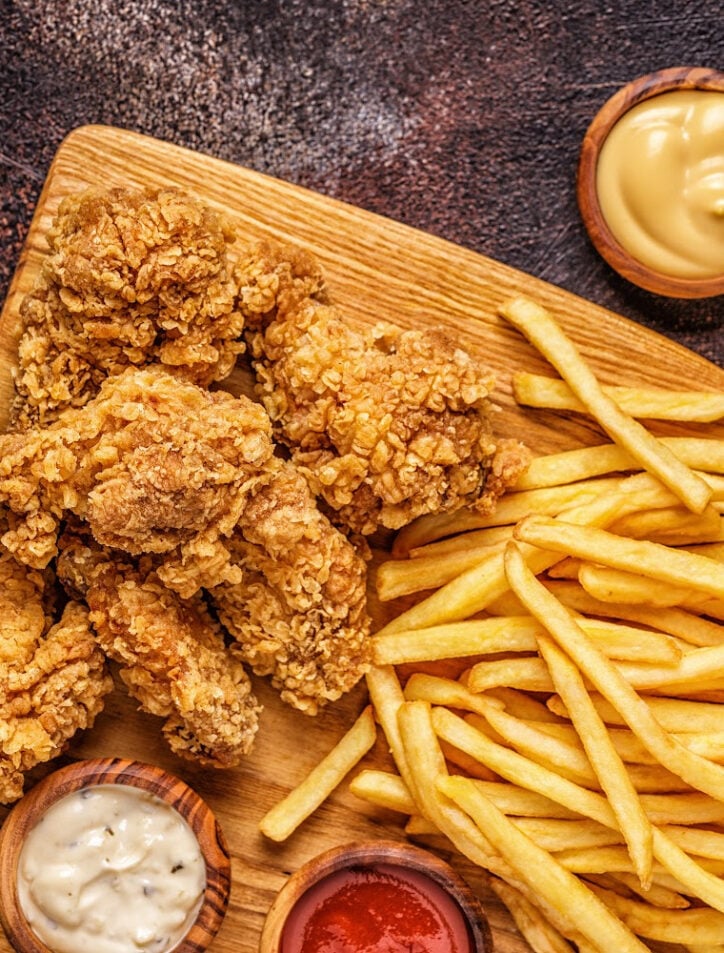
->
260, 841, 492, 953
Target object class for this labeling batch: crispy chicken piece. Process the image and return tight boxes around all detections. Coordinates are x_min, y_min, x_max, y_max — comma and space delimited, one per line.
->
57, 530, 261, 768
0, 544, 112, 803
212, 459, 371, 715
11, 186, 245, 430
0, 365, 275, 592
235, 239, 530, 535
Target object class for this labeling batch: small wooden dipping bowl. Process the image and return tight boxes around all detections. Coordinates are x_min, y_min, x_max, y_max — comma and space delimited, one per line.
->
259, 839, 493, 953
577, 66, 724, 298
0, 758, 231, 953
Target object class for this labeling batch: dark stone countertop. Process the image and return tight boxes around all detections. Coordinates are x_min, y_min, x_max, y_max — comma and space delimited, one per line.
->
0, 0, 721, 365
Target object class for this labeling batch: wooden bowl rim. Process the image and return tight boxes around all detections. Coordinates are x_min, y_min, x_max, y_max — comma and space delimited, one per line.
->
259, 838, 494, 953
576, 65, 724, 299
0, 757, 231, 953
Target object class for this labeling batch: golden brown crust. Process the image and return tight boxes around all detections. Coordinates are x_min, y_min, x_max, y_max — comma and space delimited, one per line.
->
236, 239, 530, 535
212, 460, 371, 714
0, 549, 112, 803
11, 186, 245, 430
57, 530, 261, 768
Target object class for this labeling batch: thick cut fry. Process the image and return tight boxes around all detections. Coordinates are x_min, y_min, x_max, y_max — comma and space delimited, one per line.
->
512, 371, 724, 423
438, 775, 649, 953
488, 877, 578, 953
373, 616, 543, 666
499, 296, 712, 513
516, 515, 724, 600
610, 505, 724, 545
547, 693, 724, 734
348, 769, 416, 815
537, 634, 653, 886
589, 884, 724, 945
514, 438, 724, 491
376, 541, 507, 602
504, 543, 724, 802
546, 580, 724, 648
258, 706, 376, 841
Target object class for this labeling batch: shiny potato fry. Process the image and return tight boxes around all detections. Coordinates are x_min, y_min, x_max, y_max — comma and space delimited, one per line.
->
409, 524, 515, 559
372, 616, 543, 665
487, 876, 579, 953
577, 564, 724, 620
513, 817, 623, 852
593, 872, 690, 910
438, 775, 650, 953
258, 705, 377, 842
504, 543, 724, 802
499, 296, 712, 513
466, 656, 554, 693
546, 580, 724, 647
512, 371, 724, 423
513, 438, 724, 492
547, 692, 724, 734
516, 515, 724, 600
613, 644, 724, 692
609, 504, 724, 545
536, 634, 653, 886
376, 540, 508, 602
348, 769, 416, 815
364, 665, 413, 791
589, 884, 724, 946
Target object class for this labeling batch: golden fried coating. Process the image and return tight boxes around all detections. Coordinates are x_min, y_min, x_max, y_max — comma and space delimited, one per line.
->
0, 548, 112, 803
235, 239, 530, 535
212, 459, 371, 714
57, 531, 261, 768
0, 366, 275, 591
11, 186, 245, 429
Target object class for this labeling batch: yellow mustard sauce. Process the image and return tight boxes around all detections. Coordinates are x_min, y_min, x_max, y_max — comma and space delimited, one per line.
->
596, 89, 724, 279
17, 784, 206, 953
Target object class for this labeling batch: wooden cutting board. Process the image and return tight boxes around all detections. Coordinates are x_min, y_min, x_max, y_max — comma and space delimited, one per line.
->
0, 124, 722, 953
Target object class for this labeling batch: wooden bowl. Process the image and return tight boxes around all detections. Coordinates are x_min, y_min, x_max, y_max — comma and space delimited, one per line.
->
259, 839, 494, 953
0, 758, 231, 953
577, 66, 724, 298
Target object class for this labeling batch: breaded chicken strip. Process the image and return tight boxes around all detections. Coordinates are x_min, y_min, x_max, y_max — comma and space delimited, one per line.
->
212, 459, 371, 715
11, 186, 245, 429
57, 530, 261, 768
0, 547, 112, 803
0, 366, 275, 592
235, 239, 530, 535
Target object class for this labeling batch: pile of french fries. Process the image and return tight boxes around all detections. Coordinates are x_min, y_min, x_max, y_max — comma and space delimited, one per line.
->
260, 295, 724, 953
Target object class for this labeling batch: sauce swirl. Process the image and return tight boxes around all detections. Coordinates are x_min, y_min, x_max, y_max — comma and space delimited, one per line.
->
17, 783, 206, 953
595, 89, 724, 279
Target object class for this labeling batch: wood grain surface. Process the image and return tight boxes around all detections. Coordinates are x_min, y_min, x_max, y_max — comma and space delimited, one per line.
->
0, 125, 723, 953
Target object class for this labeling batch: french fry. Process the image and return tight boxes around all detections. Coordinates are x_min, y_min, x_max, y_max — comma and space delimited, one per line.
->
512, 370, 724, 423
536, 633, 653, 886
503, 543, 724, 802
348, 769, 416, 815
576, 564, 724, 620
546, 580, 724, 647
258, 705, 377, 841
438, 774, 650, 953
376, 539, 508, 601
588, 884, 724, 946
488, 877, 579, 953
590, 872, 690, 910
515, 515, 724, 600
609, 504, 724, 545
499, 295, 712, 513
547, 693, 724, 734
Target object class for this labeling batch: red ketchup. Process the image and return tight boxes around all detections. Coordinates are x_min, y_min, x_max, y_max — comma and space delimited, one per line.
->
280, 862, 474, 953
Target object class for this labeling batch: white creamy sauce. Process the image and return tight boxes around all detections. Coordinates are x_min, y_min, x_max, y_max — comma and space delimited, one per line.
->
17, 784, 206, 953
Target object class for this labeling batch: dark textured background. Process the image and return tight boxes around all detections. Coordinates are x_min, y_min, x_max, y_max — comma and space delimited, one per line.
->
0, 0, 721, 365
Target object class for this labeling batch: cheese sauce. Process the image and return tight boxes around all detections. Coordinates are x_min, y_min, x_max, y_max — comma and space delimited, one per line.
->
596, 89, 724, 279
17, 784, 206, 953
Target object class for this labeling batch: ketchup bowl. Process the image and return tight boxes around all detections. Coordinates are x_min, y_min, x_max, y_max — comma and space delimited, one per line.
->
577, 66, 724, 298
0, 758, 231, 953
259, 840, 493, 953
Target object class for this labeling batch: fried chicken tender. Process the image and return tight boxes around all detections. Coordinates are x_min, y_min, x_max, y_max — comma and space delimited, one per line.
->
57, 530, 261, 768
11, 186, 245, 429
0, 545, 112, 802
212, 459, 371, 715
0, 365, 275, 592
235, 239, 530, 535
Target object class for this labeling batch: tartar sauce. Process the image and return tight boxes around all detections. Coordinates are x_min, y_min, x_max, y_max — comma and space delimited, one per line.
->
596, 89, 724, 279
17, 784, 206, 953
